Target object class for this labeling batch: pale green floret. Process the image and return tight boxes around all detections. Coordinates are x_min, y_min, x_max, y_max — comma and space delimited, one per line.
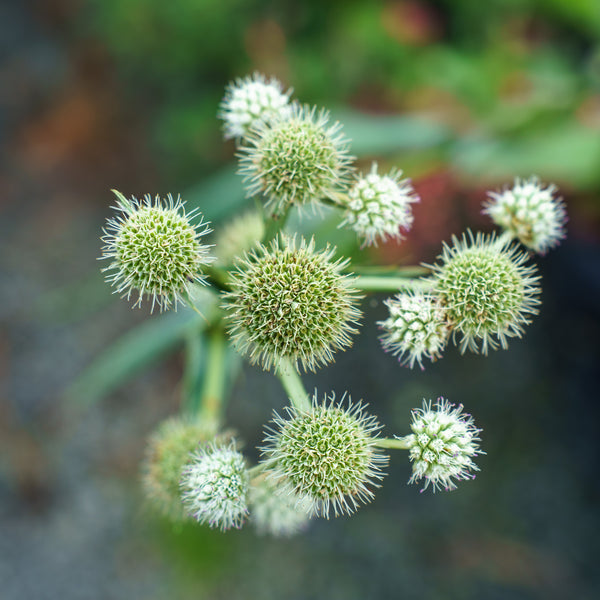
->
261, 392, 388, 518
378, 291, 449, 369
101, 190, 213, 312
213, 210, 265, 266
180, 442, 249, 531
249, 473, 313, 536
218, 72, 292, 141
223, 235, 363, 372
484, 177, 567, 254
401, 398, 482, 492
340, 162, 419, 247
431, 232, 541, 354
239, 104, 354, 215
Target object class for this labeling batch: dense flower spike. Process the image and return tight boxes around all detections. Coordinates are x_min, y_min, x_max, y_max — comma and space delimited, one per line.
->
261, 392, 388, 518
401, 398, 482, 491
100, 190, 213, 312
224, 235, 362, 372
180, 442, 249, 531
340, 163, 419, 246
378, 291, 449, 369
484, 177, 567, 254
239, 104, 354, 215
218, 72, 292, 140
141, 417, 219, 521
213, 210, 265, 266
249, 473, 313, 537
431, 232, 541, 354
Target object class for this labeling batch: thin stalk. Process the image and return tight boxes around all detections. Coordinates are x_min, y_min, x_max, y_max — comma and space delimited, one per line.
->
277, 357, 311, 412
196, 327, 227, 429
354, 275, 435, 293
374, 437, 412, 450
262, 204, 292, 245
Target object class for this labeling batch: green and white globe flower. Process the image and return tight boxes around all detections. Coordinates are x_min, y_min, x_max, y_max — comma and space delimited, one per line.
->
401, 398, 482, 492
180, 442, 249, 531
261, 392, 388, 518
224, 235, 362, 372
101, 190, 213, 312
239, 104, 354, 215
249, 473, 313, 537
484, 177, 567, 254
378, 291, 449, 369
218, 72, 292, 141
340, 163, 419, 247
431, 232, 541, 354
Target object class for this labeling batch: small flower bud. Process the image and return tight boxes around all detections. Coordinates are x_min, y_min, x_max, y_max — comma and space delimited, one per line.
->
249, 473, 313, 537
484, 177, 567, 254
180, 442, 249, 531
100, 191, 213, 312
340, 163, 419, 247
239, 104, 354, 215
431, 231, 541, 354
261, 392, 388, 518
223, 235, 362, 372
378, 291, 449, 369
401, 398, 483, 492
218, 72, 292, 141
213, 210, 265, 266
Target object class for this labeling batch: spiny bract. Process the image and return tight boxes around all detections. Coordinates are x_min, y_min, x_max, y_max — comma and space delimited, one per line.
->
223, 235, 362, 372
431, 232, 541, 354
400, 398, 482, 492
261, 392, 389, 518
239, 104, 354, 215
101, 190, 213, 312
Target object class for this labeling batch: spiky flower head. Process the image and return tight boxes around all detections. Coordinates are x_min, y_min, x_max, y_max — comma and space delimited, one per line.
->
141, 417, 221, 521
100, 190, 213, 312
484, 177, 567, 254
213, 210, 265, 266
218, 72, 292, 141
401, 398, 482, 492
340, 162, 419, 247
224, 235, 362, 372
431, 232, 541, 354
249, 473, 313, 537
239, 104, 354, 215
180, 441, 249, 531
378, 291, 449, 369
261, 392, 388, 518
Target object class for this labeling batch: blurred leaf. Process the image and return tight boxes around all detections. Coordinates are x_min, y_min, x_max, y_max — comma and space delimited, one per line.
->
67, 310, 204, 406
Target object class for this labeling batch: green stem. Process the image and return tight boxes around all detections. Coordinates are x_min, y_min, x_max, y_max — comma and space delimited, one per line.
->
197, 327, 227, 428
277, 357, 311, 412
202, 264, 232, 292
262, 204, 292, 245
353, 275, 435, 293
375, 437, 412, 450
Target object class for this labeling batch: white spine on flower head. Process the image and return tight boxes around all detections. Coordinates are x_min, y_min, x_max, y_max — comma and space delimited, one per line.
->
484, 176, 567, 254
219, 72, 292, 140
340, 162, 419, 247
401, 398, 483, 492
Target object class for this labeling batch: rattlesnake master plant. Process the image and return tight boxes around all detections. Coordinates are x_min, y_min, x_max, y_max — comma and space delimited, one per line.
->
96, 73, 567, 536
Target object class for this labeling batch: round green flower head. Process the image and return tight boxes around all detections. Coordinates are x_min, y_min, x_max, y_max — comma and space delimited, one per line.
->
239, 104, 354, 215
261, 392, 389, 518
224, 235, 362, 372
484, 177, 567, 255
101, 190, 213, 312
213, 210, 265, 266
218, 72, 292, 141
431, 232, 541, 354
378, 291, 449, 369
180, 441, 249, 531
141, 416, 220, 521
401, 398, 482, 492
340, 162, 419, 247
249, 473, 313, 537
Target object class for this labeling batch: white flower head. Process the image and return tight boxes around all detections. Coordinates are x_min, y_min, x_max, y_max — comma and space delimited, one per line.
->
484, 176, 567, 254
180, 442, 249, 531
378, 291, 449, 369
340, 162, 419, 247
401, 398, 483, 492
219, 72, 292, 141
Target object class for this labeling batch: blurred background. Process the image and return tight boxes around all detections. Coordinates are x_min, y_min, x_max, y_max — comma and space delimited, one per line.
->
1, 0, 599, 598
